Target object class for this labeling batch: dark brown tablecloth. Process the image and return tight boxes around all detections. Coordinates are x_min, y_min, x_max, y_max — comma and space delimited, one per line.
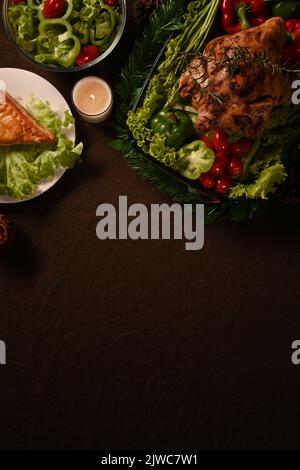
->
0, 2, 300, 450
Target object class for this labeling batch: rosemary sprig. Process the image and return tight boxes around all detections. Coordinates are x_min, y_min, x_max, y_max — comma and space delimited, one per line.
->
178, 46, 300, 107
213, 45, 300, 76
181, 46, 300, 79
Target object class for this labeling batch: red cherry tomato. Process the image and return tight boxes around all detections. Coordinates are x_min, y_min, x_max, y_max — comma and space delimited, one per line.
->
210, 156, 227, 177
201, 136, 214, 150
227, 157, 244, 177
215, 175, 232, 194
213, 128, 230, 153
75, 45, 100, 66
199, 174, 215, 189
43, 0, 65, 18
104, 0, 118, 5
215, 151, 229, 165
231, 138, 253, 157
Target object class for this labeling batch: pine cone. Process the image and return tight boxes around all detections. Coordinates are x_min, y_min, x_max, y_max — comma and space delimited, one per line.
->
133, 0, 163, 24
278, 166, 300, 205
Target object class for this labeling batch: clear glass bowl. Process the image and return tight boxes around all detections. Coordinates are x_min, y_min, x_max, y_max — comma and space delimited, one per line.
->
2, 0, 127, 73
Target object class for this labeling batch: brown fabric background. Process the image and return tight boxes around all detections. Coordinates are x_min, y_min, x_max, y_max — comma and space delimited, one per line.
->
1, 2, 300, 450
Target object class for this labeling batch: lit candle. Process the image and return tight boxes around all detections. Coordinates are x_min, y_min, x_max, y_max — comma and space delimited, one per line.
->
72, 76, 113, 123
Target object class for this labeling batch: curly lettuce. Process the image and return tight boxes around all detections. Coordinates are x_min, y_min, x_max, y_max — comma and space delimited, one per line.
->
228, 102, 300, 200
230, 163, 287, 200
229, 141, 287, 200
0, 96, 83, 200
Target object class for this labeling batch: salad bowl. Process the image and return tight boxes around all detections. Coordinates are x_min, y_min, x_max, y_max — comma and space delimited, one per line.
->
2, 0, 127, 73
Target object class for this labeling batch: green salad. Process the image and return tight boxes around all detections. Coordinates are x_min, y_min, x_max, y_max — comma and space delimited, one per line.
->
127, 0, 300, 200
0, 96, 83, 200
8, 0, 122, 68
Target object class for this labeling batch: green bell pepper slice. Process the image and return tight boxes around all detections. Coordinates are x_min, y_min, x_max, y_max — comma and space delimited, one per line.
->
38, 18, 73, 35
73, 21, 89, 45
272, 1, 300, 20
28, 0, 74, 22
35, 19, 81, 67
150, 108, 195, 150
178, 140, 215, 180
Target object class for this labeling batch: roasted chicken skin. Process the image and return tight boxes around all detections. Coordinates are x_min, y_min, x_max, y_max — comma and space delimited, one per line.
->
178, 17, 293, 138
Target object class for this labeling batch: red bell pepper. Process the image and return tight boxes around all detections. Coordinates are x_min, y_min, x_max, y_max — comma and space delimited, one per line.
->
221, 0, 269, 35
283, 20, 300, 66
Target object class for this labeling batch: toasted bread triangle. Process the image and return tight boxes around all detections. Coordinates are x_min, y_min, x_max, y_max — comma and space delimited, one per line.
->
0, 91, 56, 145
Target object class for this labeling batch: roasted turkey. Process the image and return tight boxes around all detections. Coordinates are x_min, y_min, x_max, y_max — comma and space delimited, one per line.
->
178, 17, 293, 138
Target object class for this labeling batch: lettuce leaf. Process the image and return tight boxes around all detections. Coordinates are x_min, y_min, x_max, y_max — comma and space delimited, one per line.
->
229, 163, 287, 200
2, 151, 40, 200
229, 141, 287, 200
8, 3, 38, 53
0, 96, 83, 200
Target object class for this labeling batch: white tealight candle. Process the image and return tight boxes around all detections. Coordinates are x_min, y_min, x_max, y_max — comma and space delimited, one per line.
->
72, 76, 113, 123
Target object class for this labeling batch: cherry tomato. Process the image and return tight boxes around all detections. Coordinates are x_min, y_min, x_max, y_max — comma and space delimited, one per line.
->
227, 157, 244, 177
231, 138, 253, 157
43, 0, 66, 18
210, 156, 227, 177
199, 174, 215, 189
213, 128, 230, 153
201, 136, 214, 150
215, 151, 229, 165
104, 0, 117, 5
215, 175, 231, 194
75, 45, 100, 66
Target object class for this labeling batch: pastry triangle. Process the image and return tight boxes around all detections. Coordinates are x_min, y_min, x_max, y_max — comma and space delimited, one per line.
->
0, 91, 56, 145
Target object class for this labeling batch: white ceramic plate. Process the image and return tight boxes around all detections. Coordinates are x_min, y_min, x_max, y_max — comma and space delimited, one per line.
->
0, 68, 76, 204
